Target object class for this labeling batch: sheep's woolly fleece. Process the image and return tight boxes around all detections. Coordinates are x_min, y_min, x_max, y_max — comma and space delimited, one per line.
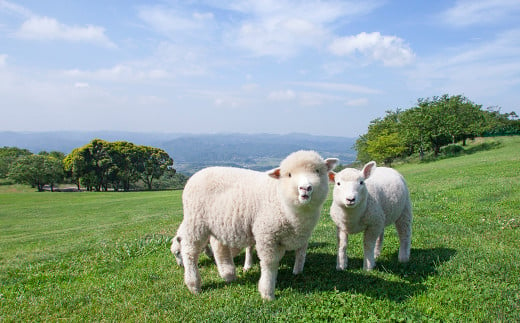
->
176, 150, 337, 300
330, 161, 412, 271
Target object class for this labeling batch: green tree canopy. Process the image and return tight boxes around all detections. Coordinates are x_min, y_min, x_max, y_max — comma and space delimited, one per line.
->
8, 154, 64, 191
354, 94, 519, 163
63, 139, 174, 191
0, 147, 32, 178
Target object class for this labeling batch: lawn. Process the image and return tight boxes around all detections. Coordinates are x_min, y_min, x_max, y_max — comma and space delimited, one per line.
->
1, 137, 519, 321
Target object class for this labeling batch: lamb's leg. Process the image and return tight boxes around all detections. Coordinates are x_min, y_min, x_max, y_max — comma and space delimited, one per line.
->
363, 227, 380, 270
374, 230, 384, 259
243, 246, 254, 272
257, 245, 285, 301
209, 237, 236, 282
292, 242, 307, 275
336, 227, 349, 270
395, 207, 412, 263
181, 239, 204, 294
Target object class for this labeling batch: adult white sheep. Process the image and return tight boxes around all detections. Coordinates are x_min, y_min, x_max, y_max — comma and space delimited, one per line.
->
177, 150, 338, 300
330, 161, 412, 271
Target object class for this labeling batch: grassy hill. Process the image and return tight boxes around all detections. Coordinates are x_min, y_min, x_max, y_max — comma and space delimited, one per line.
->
0, 136, 519, 321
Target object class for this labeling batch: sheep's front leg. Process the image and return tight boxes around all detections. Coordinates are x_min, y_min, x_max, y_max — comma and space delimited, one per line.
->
181, 240, 203, 294
257, 246, 285, 301
336, 227, 349, 270
363, 227, 380, 270
292, 242, 307, 275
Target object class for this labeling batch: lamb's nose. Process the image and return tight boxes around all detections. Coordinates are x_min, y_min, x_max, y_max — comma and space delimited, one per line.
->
346, 197, 355, 203
300, 185, 312, 192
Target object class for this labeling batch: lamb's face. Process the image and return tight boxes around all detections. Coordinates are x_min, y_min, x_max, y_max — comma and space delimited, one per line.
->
269, 151, 338, 208
170, 235, 183, 266
333, 169, 368, 209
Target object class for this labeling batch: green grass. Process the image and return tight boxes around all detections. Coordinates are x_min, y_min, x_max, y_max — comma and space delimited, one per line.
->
1, 136, 519, 321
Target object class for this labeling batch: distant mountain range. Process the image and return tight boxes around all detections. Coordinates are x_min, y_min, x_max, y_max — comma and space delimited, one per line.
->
0, 131, 357, 174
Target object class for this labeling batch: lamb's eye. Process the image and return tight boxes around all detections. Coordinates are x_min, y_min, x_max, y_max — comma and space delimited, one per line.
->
360, 180, 364, 185
315, 169, 320, 174
288, 173, 292, 178
337, 182, 341, 186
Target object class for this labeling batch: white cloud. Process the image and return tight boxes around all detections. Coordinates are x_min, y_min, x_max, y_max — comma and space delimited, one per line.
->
235, 17, 327, 57
138, 6, 211, 34
407, 29, 520, 100
0, 0, 33, 18
0, 54, 7, 67
225, 0, 382, 57
74, 82, 89, 88
345, 98, 368, 106
268, 89, 296, 101
291, 81, 381, 94
442, 0, 520, 27
64, 64, 170, 83
15, 16, 116, 48
329, 32, 415, 67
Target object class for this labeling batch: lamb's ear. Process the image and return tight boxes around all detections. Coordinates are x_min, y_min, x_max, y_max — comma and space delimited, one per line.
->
267, 168, 281, 179
325, 158, 339, 171
362, 161, 377, 179
328, 171, 336, 183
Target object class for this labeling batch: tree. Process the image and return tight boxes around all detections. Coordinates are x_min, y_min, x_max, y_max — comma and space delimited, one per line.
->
139, 146, 174, 190
0, 147, 32, 178
366, 132, 406, 166
482, 106, 520, 136
63, 139, 175, 191
8, 154, 64, 191
354, 94, 502, 162
355, 109, 406, 164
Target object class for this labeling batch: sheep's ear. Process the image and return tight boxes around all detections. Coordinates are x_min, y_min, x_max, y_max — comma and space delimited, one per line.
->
362, 161, 376, 179
267, 168, 281, 179
325, 158, 339, 171
328, 171, 336, 183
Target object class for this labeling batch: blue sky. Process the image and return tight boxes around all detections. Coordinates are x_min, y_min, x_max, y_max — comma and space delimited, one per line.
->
1, 0, 519, 137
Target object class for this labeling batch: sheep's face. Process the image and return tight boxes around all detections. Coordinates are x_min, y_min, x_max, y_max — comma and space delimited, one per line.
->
268, 151, 337, 208
332, 161, 376, 209
170, 235, 183, 266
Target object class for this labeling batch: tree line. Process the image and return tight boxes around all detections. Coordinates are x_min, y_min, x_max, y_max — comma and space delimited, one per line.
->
355, 94, 520, 165
1, 139, 187, 191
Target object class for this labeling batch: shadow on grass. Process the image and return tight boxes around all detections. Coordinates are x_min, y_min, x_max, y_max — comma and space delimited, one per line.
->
464, 140, 502, 155
201, 247, 456, 303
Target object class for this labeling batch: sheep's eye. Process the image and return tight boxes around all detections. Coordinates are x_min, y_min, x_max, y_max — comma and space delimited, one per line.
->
337, 182, 341, 186
315, 169, 320, 174
288, 173, 292, 178
359, 180, 364, 185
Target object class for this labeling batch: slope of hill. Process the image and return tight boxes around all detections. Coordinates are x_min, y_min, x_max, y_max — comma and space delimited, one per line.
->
0, 131, 356, 174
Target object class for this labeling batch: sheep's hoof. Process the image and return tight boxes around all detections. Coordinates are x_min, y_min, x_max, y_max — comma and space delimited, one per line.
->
336, 264, 347, 271
398, 256, 410, 263
222, 273, 237, 283
260, 293, 275, 301
186, 284, 201, 295
363, 265, 375, 271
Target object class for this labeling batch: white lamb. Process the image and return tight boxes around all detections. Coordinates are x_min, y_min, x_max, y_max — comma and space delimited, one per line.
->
176, 150, 337, 300
330, 161, 412, 271
171, 228, 254, 271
